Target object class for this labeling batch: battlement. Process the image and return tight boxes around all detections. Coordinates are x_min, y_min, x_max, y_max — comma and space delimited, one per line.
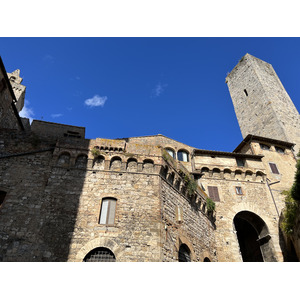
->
31, 120, 85, 140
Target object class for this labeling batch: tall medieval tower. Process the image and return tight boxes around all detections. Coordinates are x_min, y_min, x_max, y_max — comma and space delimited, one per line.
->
226, 53, 300, 155
6, 69, 26, 113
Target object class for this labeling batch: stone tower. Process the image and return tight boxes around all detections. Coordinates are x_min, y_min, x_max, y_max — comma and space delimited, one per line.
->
226, 53, 300, 155
6, 69, 26, 113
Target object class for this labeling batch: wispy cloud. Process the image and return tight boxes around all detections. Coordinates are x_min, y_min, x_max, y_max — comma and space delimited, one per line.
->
51, 113, 63, 118
43, 54, 54, 63
152, 83, 167, 97
19, 101, 34, 123
84, 95, 107, 107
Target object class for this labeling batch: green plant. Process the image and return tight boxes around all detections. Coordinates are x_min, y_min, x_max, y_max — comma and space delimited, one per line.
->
91, 148, 101, 157
281, 190, 299, 236
206, 197, 215, 212
184, 174, 197, 197
291, 151, 300, 202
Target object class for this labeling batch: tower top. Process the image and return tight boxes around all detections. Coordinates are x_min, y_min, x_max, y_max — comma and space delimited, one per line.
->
7, 69, 23, 84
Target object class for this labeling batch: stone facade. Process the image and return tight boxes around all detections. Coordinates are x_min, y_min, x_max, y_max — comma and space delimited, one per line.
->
0, 54, 299, 262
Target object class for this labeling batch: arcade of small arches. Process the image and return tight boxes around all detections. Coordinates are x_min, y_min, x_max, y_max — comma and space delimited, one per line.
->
55, 151, 156, 173
199, 166, 266, 182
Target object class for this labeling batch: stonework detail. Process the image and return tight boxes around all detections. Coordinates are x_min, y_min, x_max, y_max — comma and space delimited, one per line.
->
0, 54, 299, 261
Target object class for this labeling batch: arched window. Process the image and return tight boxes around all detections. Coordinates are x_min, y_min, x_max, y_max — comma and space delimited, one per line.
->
75, 154, 88, 168
177, 150, 189, 162
99, 197, 117, 225
165, 148, 175, 158
83, 247, 116, 262
178, 244, 191, 262
57, 152, 70, 165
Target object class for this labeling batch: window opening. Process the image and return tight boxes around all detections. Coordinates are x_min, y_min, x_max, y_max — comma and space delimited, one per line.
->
269, 163, 279, 174
99, 198, 117, 225
0, 191, 7, 207
178, 150, 189, 162
83, 247, 116, 262
235, 186, 243, 195
260, 143, 270, 150
236, 158, 245, 167
275, 146, 285, 154
178, 244, 191, 262
207, 186, 220, 202
166, 148, 175, 158
244, 89, 248, 96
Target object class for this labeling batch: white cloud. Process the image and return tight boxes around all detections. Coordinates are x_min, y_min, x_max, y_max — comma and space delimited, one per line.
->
51, 113, 63, 118
19, 102, 34, 124
84, 95, 107, 107
152, 83, 167, 97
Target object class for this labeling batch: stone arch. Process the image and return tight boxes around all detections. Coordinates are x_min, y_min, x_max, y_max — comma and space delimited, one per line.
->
83, 247, 116, 262
143, 159, 154, 172
126, 158, 138, 172
110, 156, 122, 171
223, 168, 232, 180
160, 165, 168, 179
76, 237, 122, 262
93, 154, 105, 170
256, 171, 264, 182
201, 167, 210, 178
75, 154, 88, 168
175, 235, 196, 262
165, 147, 175, 159
245, 170, 253, 181
212, 168, 221, 179
167, 171, 175, 185
177, 149, 189, 162
233, 210, 276, 262
57, 151, 71, 166
235, 169, 243, 180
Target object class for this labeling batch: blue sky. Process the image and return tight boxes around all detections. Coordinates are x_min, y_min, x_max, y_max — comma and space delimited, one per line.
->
1, 38, 300, 152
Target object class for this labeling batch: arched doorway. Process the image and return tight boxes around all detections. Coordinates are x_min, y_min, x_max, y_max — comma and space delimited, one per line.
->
178, 244, 191, 262
83, 247, 116, 262
233, 211, 276, 262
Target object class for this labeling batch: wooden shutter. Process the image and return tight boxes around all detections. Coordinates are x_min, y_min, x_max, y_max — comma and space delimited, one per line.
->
208, 186, 220, 202
269, 163, 279, 174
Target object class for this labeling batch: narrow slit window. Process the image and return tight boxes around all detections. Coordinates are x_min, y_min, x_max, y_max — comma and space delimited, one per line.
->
244, 89, 248, 96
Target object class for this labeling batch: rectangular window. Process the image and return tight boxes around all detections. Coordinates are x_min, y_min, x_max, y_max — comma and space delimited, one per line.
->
99, 198, 117, 225
207, 186, 220, 202
236, 158, 245, 167
269, 163, 279, 174
235, 186, 243, 195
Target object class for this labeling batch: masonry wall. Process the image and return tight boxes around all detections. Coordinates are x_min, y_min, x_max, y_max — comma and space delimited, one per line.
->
196, 153, 283, 261
0, 70, 22, 131
226, 54, 300, 154
161, 179, 216, 261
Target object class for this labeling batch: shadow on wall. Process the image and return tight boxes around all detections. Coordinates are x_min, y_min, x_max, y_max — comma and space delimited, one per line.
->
37, 148, 89, 261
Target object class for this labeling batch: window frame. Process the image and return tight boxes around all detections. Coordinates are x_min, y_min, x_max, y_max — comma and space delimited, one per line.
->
235, 186, 243, 195
177, 150, 189, 162
269, 162, 280, 174
99, 197, 117, 225
207, 186, 220, 202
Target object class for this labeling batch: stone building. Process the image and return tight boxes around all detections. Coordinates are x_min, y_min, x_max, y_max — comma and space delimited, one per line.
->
0, 54, 299, 262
